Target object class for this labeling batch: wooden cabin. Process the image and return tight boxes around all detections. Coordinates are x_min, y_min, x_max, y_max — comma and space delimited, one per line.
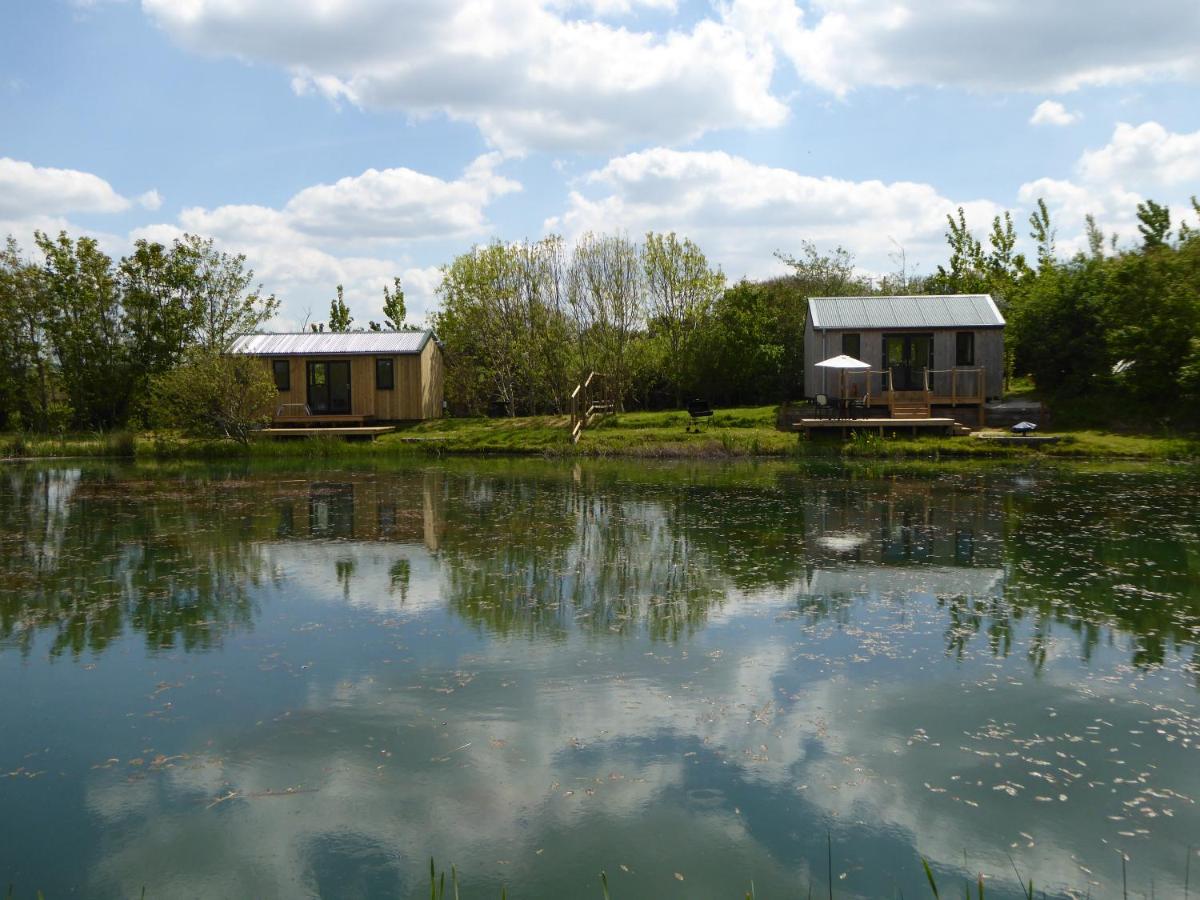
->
803, 294, 1005, 420
231, 330, 444, 422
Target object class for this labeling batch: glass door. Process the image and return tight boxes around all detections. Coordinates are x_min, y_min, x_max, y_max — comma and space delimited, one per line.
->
307, 361, 352, 414
883, 334, 933, 390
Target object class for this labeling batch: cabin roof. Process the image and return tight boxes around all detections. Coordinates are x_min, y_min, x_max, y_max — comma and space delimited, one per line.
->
807, 295, 1005, 330
230, 330, 437, 356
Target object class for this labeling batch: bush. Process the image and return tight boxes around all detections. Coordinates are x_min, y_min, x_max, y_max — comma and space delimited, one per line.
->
151, 350, 275, 443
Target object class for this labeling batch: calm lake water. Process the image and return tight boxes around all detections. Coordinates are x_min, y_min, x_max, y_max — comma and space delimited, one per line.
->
1, 459, 1197, 899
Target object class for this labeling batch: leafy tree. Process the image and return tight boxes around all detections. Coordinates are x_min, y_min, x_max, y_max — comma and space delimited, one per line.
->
1028, 198, 1056, 272
1008, 260, 1109, 396
641, 231, 725, 405
151, 349, 275, 443
180, 235, 278, 351
1084, 214, 1106, 259
928, 208, 987, 293
433, 237, 575, 415
36, 230, 131, 428
382, 277, 407, 330
775, 242, 868, 297
567, 232, 644, 409
1136, 199, 1172, 250
0, 237, 57, 430
328, 284, 353, 332
119, 238, 207, 421
1099, 226, 1200, 402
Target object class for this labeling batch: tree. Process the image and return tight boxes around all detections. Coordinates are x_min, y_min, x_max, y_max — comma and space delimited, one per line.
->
694, 279, 788, 405
180, 235, 278, 351
119, 238, 206, 421
641, 232, 725, 405
775, 242, 867, 296
928, 208, 987, 293
1136, 200, 1172, 250
382, 277, 407, 330
36, 230, 131, 428
1007, 260, 1109, 396
567, 233, 644, 410
328, 284, 353, 332
1085, 214, 1106, 260
433, 237, 576, 416
151, 349, 275, 443
1029, 198, 1056, 271
0, 237, 57, 430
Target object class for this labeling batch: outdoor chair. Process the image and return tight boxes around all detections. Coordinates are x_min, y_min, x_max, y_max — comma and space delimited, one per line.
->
686, 398, 714, 432
813, 394, 834, 419
846, 396, 868, 419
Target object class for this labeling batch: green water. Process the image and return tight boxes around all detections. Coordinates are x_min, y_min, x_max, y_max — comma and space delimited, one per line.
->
1, 460, 1197, 899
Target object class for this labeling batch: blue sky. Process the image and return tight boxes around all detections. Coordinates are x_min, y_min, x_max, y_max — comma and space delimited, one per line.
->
2, 0, 1198, 327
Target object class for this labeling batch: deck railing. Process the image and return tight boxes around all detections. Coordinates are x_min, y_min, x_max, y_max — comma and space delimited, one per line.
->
841, 367, 985, 417
568, 371, 613, 443
926, 367, 985, 404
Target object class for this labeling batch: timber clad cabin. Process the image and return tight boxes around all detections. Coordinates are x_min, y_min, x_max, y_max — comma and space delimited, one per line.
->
231, 331, 445, 422
803, 294, 1005, 420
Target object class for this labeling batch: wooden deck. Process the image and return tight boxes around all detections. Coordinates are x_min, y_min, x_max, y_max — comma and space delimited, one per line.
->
273, 414, 368, 426
260, 425, 395, 439
796, 417, 960, 436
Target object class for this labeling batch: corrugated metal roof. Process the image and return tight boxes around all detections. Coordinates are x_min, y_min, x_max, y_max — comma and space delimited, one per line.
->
230, 330, 435, 356
808, 295, 1004, 330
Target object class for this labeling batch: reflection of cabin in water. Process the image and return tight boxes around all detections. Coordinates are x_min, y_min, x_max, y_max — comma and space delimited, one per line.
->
800, 482, 1003, 599
231, 331, 445, 425
270, 474, 445, 551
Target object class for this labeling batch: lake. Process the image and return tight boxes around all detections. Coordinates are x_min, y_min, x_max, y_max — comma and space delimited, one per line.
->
1, 459, 1197, 899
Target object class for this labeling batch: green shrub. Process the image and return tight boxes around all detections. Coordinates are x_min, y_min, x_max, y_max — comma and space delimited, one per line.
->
151, 350, 275, 444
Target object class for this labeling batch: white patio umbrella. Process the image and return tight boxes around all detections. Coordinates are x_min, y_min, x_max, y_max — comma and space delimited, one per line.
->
815, 354, 871, 398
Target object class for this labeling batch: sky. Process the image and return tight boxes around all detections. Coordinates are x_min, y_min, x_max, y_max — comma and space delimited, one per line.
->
1, 0, 1198, 329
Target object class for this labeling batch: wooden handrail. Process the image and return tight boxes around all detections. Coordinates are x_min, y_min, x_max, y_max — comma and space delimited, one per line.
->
567, 371, 612, 442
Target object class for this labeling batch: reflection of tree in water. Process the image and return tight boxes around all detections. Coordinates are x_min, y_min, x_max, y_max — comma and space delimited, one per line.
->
788, 473, 1200, 674
441, 473, 730, 640
0, 467, 267, 658
998, 476, 1200, 673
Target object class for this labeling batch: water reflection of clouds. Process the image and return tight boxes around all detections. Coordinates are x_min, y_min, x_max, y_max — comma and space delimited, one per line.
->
83, 581, 1198, 898
10, 464, 1196, 897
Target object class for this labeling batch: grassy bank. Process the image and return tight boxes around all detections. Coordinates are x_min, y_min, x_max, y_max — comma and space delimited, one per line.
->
2, 405, 1198, 463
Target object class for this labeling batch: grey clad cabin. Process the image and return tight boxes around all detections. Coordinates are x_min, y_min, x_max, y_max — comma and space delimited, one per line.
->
231, 330, 445, 423
804, 294, 1005, 420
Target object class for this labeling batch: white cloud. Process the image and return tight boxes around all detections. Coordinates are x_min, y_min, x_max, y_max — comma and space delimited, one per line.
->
1077, 121, 1200, 188
548, 148, 999, 279
284, 153, 519, 240
1017, 121, 1200, 253
0, 157, 130, 218
136, 189, 163, 211
130, 155, 512, 328
725, 0, 1200, 95
140, 0, 785, 154
1029, 100, 1081, 127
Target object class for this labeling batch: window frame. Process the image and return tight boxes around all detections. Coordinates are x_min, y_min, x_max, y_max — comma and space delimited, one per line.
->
271, 359, 291, 392
841, 332, 861, 359
375, 356, 395, 391
955, 332, 975, 367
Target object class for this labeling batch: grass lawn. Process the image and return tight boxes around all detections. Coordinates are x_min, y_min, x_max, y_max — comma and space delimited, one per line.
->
2, 405, 1197, 462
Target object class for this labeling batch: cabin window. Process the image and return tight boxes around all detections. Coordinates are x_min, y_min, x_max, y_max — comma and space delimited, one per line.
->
955, 332, 975, 366
841, 333, 861, 359
376, 357, 395, 390
272, 359, 290, 392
